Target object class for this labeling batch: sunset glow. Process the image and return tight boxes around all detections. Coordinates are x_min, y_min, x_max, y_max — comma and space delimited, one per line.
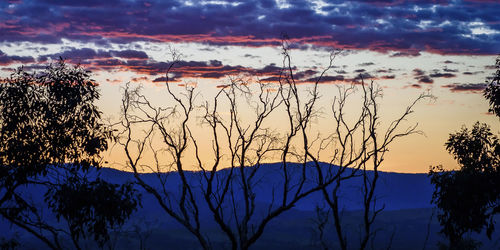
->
1, 0, 499, 173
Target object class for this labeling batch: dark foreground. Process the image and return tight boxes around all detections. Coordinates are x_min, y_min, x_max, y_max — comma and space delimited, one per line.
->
2, 166, 498, 249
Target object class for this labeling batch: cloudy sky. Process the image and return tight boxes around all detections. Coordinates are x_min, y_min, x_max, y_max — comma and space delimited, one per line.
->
1, 0, 499, 172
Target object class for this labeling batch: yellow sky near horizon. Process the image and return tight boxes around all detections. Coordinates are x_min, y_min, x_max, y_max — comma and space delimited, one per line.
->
92, 47, 498, 174
1, 43, 498, 174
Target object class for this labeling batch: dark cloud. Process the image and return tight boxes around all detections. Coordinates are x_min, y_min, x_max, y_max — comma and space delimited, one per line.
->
390, 51, 421, 57
305, 75, 345, 83
418, 75, 434, 84
463, 71, 484, 75
255, 63, 283, 75
152, 76, 171, 83
294, 69, 318, 80
381, 74, 396, 79
0, 50, 34, 65
38, 48, 112, 62
413, 68, 425, 76
12, 47, 350, 83
111, 50, 148, 59
33, 52, 316, 83
244, 54, 259, 59
429, 72, 456, 78
442, 83, 487, 93
358, 62, 375, 67
443, 68, 458, 73
413, 68, 434, 84
376, 68, 396, 73
354, 72, 375, 81
260, 76, 281, 82
0, 0, 498, 55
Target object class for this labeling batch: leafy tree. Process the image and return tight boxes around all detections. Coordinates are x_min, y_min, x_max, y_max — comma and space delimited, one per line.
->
46, 175, 139, 248
430, 55, 500, 249
430, 123, 500, 248
0, 61, 139, 249
484, 55, 500, 117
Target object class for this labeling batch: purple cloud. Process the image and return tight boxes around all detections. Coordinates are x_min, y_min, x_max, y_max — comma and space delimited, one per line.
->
38, 48, 111, 62
0, 0, 498, 55
463, 71, 484, 75
111, 50, 148, 59
306, 75, 345, 83
442, 83, 487, 93
0, 50, 34, 65
429, 72, 456, 78
413, 68, 434, 84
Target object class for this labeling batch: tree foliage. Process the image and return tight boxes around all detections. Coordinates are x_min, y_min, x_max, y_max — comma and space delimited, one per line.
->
0, 61, 139, 249
46, 176, 139, 247
484, 55, 500, 117
0, 61, 108, 173
430, 123, 500, 247
430, 54, 500, 248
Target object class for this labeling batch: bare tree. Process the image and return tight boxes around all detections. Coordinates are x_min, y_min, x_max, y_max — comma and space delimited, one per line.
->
117, 50, 211, 249
313, 78, 429, 250
311, 206, 330, 250
117, 43, 337, 249
116, 42, 428, 250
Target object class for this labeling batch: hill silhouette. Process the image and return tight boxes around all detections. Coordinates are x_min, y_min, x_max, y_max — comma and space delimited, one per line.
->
2, 163, 465, 250
3, 163, 499, 249
93, 162, 434, 212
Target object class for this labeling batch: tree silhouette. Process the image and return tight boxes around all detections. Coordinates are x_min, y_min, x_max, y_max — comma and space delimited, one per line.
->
0, 61, 139, 249
430, 55, 500, 249
314, 78, 428, 250
429, 123, 499, 249
484, 55, 500, 117
117, 42, 428, 249
118, 43, 342, 250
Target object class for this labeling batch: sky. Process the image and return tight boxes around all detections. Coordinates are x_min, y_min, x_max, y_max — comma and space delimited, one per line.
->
0, 0, 499, 173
